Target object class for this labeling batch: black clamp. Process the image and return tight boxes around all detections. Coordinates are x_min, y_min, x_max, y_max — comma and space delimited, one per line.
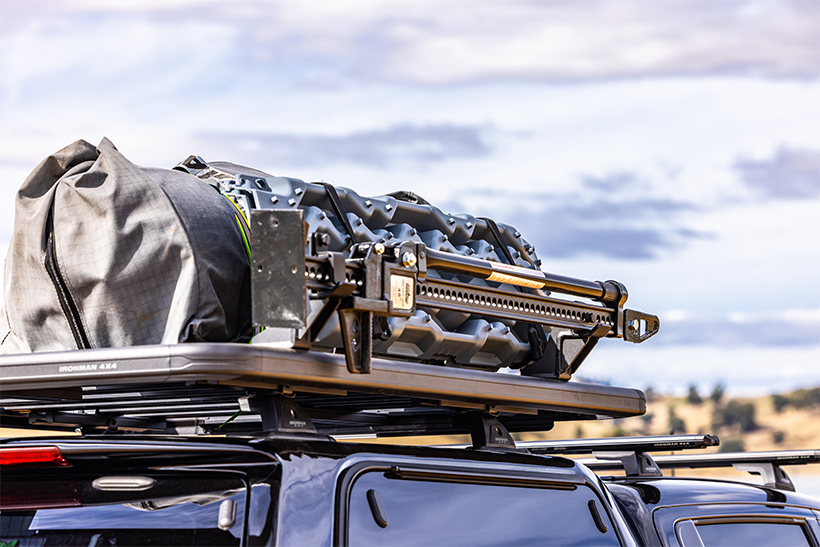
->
452, 414, 518, 451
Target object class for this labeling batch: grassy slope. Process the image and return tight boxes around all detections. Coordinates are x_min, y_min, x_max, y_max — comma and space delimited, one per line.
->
518, 391, 820, 453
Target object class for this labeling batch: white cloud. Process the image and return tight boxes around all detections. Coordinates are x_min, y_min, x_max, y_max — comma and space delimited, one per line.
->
3, 0, 817, 88
664, 310, 691, 322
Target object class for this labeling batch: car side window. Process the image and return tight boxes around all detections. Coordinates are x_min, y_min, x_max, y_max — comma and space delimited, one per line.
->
676, 519, 813, 547
347, 469, 620, 546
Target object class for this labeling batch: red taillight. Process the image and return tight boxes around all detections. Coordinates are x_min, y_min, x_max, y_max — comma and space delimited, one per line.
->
0, 446, 71, 468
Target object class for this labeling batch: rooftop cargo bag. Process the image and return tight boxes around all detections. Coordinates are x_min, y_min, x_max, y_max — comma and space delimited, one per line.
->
1, 138, 251, 353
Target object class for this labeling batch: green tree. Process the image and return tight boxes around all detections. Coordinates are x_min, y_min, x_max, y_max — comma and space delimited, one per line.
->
687, 385, 703, 405
772, 394, 789, 413
710, 383, 725, 405
714, 400, 757, 432
719, 438, 745, 453
791, 388, 820, 409
668, 407, 686, 434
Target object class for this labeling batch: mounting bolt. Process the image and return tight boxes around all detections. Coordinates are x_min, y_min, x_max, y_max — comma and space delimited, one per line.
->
294, 187, 303, 196
514, 231, 521, 238
423, 314, 432, 323
402, 251, 417, 268
288, 198, 296, 207
486, 324, 493, 331
270, 196, 279, 204
374, 243, 385, 254
628, 319, 640, 331
448, 217, 455, 225
364, 200, 373, 208
466, 222, 474, 229
385, 204, 394, 212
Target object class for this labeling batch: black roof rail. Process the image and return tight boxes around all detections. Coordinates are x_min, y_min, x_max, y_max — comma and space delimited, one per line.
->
581, 449, 820, 492
516, 435, 717, 478
520, 434, 719, 455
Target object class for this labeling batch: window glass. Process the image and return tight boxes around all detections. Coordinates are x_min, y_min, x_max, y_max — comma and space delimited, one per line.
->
696, 522, 810, 547
0, 479, 272, 547
347, 470, 620, 547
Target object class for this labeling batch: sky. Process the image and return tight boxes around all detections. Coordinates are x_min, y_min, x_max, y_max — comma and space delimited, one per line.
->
0, 0, 818, 395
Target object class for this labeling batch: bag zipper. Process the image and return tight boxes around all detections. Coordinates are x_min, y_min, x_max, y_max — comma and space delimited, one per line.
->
44, 211, 90, 349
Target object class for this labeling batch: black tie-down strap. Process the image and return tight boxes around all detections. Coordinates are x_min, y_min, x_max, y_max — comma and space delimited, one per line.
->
319, 182, 359, 246
479, 217, 548, 368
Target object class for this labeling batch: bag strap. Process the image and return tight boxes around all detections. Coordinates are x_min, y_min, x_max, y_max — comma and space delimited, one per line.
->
478, 217, 517, 266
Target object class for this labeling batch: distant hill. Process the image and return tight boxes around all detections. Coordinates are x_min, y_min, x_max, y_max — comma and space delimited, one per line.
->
516, 386, 820, 455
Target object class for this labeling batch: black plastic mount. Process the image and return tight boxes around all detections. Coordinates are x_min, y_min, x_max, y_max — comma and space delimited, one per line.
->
245, 394, 319, 437
248, 209, 659, 378
452, 414, 518, 451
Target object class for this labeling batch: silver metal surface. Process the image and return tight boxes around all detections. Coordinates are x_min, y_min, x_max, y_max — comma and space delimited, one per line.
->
0, 344, 645, 419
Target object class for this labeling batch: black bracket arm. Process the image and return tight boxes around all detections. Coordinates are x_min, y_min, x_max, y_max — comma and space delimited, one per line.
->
247, 394, 319, 437
452, 414, 518, 451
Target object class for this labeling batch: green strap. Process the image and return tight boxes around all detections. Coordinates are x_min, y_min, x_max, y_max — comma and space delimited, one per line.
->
234, 214, 252, 265
222, 196, 252, 265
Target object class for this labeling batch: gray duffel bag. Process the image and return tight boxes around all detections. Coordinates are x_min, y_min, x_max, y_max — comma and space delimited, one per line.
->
1, 138, 251, 353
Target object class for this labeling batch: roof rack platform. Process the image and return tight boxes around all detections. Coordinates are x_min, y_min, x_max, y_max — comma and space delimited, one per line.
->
0, 343, 644, 438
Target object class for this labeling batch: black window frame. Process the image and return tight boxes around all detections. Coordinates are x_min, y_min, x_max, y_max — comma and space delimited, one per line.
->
652, 503, 820, 547
676, 515, 818, 547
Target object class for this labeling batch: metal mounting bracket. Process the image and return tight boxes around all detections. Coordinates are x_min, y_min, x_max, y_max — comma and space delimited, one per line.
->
624, 309, 661, 343
592, 450, 663, 477
452, 414, 518, 451
733, 462, 795, 492
247, 394, 318, 436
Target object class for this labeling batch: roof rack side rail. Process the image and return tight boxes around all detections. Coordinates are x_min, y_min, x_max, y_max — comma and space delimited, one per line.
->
520, 434, 719, 455
520, 434, 718, 479
580, 449, 820, 492
655, 450, 820, 492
